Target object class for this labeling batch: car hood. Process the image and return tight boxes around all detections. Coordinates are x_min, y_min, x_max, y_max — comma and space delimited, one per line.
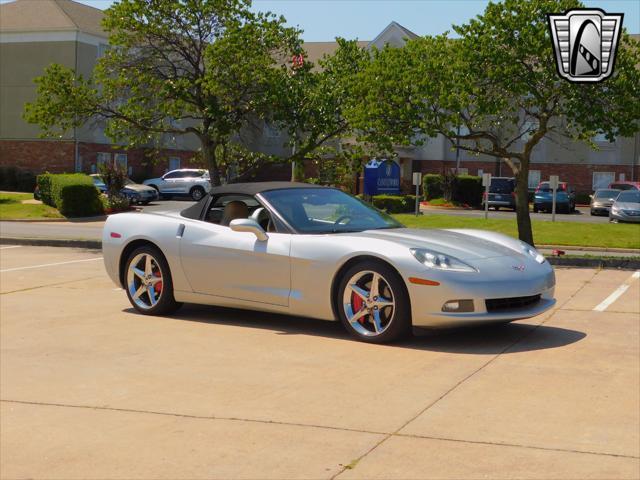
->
348, 228, 524, 261
614, 201, 640, 210
124, 184, 156, 192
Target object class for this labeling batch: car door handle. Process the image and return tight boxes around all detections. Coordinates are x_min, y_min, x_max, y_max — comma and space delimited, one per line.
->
177, 224, 185, 238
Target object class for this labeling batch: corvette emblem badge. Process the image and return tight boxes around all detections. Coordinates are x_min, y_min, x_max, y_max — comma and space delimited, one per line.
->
512, 265, 526, 272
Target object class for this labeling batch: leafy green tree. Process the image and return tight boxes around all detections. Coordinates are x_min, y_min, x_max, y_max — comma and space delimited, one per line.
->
24, 0, 302, 186
348, 0, 640, 245
272, 38, 371, 181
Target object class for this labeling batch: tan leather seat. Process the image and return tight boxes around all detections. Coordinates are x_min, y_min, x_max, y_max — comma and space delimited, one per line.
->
221, 201, 249, 226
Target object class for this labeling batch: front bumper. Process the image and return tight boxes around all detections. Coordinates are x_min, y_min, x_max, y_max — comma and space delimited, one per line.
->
610, 210, 640, 223
407, 258, 556, 328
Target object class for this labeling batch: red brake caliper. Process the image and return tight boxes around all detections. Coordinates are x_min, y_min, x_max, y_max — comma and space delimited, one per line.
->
351, 292, 366, 324
154, 270, 163, 294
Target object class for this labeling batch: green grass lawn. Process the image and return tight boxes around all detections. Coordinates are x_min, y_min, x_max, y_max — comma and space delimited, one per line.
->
393, 214, 640, 249
0, 192, 63, 220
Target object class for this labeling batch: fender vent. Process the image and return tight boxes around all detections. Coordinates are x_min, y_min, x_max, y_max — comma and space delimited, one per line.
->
486, 294, 541, 312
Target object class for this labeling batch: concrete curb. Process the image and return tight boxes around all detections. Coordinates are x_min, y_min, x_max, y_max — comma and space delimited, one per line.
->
548, 257, 640, 270
2, 236, 639, 270
0, 237, 102, 250
538, 245, 640, 254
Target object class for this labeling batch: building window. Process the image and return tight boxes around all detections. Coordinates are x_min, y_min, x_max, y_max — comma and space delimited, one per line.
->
98, 44, 109, 58
477, 169, 483, 177
593, 132, 616, 143
619, 173, 626, 181
528, 170, 541, 189
115, 153, 128, 170
97, 152, 111, 166
169, 157, 181, 171
593, 172, 615, 190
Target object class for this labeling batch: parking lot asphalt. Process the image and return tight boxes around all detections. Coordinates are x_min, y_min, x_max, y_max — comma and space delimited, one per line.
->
1, 245, 639, 479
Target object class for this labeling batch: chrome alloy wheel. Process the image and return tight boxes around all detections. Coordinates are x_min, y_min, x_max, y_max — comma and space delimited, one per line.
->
127, 253, 164, 310
342, 270, 396, 337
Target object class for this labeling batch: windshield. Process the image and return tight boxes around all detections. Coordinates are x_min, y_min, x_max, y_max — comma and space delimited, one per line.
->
261, 188, 403, 234
538, 182, 566, 192
489, 178, 514, 193
93, 176, 133, 185
594, 190, 620, 199
617, 191, 640, 203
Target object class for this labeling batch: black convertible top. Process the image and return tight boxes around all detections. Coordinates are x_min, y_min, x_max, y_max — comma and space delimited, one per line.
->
180, 181, 328, 220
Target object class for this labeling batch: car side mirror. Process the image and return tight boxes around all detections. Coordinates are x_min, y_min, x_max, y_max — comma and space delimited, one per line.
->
229, 218, 268, 241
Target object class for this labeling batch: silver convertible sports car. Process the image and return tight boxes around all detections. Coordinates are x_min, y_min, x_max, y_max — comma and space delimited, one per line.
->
103, 182, 556, 343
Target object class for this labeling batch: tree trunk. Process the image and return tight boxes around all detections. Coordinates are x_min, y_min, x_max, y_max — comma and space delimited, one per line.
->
201, 136, 221, 186
514, 155, 534, 246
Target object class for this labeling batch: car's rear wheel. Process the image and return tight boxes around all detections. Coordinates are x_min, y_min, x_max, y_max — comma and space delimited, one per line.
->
337, 261, 410, 343
190, 186, 205, 201
125, 246, 182, 315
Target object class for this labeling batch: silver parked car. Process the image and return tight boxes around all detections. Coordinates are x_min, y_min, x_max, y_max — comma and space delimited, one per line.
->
90, 174, 159, 205
143, 169, 211, 201
590, 189, 621, 216
103, 182, 555, 344
609, 190, 640, 223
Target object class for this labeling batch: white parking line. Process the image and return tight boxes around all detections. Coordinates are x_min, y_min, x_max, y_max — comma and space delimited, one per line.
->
0, 257, 103, 273
593, 270, 640, 312
0, 246, 22, 250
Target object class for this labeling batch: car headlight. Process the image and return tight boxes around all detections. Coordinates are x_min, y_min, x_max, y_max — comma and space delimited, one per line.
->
521, 243, 545, 264
410, 248, 477, 272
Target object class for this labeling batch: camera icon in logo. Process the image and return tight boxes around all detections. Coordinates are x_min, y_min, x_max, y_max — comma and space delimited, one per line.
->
548, 8, 623, 83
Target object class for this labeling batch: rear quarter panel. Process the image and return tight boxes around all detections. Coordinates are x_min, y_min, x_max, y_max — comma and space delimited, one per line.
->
102, 212, 191, 291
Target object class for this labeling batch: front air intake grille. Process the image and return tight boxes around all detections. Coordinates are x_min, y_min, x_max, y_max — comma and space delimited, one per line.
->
486, 294, 541, 312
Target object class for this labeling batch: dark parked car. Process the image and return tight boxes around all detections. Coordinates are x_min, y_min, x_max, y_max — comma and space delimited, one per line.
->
590, 189, 621, 216
609, 181, 640, 191
483, 177, 516, 211
90, 174, 158, 205
533, 181, 576, 213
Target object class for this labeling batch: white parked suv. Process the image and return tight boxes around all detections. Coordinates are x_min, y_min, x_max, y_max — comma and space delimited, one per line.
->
143, 169, 211, 201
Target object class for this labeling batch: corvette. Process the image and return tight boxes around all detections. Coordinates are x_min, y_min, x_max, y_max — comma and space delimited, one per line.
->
103, 182, 556, 343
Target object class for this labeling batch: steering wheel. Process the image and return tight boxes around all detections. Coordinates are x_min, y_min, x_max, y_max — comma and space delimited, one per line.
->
334, 215, 353, 225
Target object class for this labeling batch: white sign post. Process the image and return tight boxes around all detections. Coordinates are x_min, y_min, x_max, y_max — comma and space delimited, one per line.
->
482, 173, 492, 220
412, 172, 422, 216
549, 175, 559, 222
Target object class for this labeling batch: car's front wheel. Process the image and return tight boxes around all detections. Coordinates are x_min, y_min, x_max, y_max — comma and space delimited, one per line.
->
125, 246, 182, 315
337, 261, 411, 343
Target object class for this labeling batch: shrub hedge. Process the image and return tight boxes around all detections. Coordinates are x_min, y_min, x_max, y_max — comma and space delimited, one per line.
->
422, 174, 483, 207
36, 173, 103, 217
0, 166, 37, 192
361, 194, 419, 213
423, 174, 444, 200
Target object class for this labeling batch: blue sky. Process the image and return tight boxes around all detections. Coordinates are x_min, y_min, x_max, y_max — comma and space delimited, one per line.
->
32, 0, 640, 40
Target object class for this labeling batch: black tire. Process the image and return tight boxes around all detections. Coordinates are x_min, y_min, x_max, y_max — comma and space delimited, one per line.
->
494, 206, 500, 211
124, 245, 182, 315
336, 260, 411, 344
190, 186, 205, 201
533, 205, 539, 213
